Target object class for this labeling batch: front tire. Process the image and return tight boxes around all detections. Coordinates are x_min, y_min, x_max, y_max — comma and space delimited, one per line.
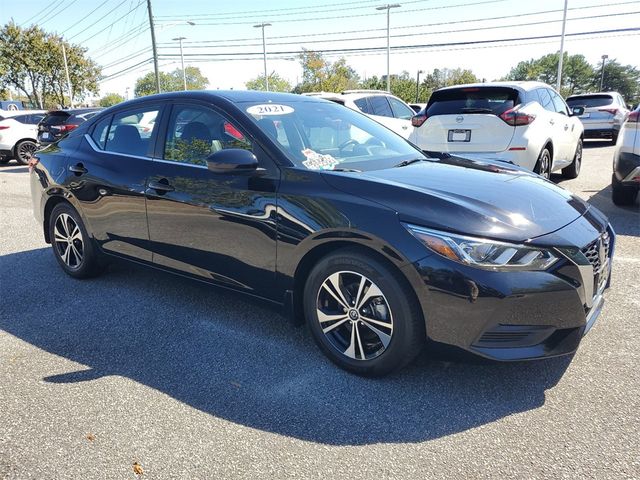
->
562, 139, 582, 179
49, 203, 104, 278
14, 140, 37, 165
303, 249, 425, 376
612, 174, 638, 206
534, 147, 552, 179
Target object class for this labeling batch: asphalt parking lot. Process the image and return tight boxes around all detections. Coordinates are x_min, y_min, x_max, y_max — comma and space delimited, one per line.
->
1, 143, 638, 479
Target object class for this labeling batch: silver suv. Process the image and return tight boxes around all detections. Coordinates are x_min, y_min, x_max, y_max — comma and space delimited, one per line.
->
566, 92, 630, 143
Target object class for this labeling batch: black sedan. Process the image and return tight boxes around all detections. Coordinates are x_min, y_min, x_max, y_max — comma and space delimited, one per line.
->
29, 91, 614, 376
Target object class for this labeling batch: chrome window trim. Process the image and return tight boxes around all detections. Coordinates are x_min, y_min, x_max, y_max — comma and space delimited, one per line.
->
84, 134, 152, 162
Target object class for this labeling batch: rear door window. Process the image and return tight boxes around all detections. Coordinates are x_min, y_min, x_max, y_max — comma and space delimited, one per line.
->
566, 95, 613, 108
536, 88, 555, 112
388, 97, 415, 120
90, 116, 112, 150
549, 90, 569, 115
353, 97, 372, 114
368, 96, 393, 117
104, 106, 160, 157
426, 87, 519, 117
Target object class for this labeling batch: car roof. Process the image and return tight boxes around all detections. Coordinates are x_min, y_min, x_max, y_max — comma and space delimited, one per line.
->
0, 109, 46, 118
436, 81, 551, 93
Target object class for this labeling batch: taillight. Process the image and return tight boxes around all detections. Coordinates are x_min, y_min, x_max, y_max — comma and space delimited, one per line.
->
627, 110, 639, 123
0, 125, 10, 130
51, 124, 78, 133
499, 108, 536, 126
411, 114, 428, 127
598, 108, 619, 115
223, 122, 245, 140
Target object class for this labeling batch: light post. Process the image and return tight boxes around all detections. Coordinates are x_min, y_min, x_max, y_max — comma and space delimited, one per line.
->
172, 36, 187, 90
376, 3, 401, 93
253, 22, 272, 91
600, 54, 609, 91
555, 0, 568, 91
415, 69, 424, 102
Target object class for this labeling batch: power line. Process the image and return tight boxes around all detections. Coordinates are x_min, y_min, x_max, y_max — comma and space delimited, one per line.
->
39, 0, 81, 28
26, 0, 66, 27
68, 0, 137, 41
156, 27, 640, 59
157, 10, 640, 51
102, 47, 151, 69
99, 58, 153, 82
58, 0, 113, 36
73, 0, 146, 45
91, 22, 149, 59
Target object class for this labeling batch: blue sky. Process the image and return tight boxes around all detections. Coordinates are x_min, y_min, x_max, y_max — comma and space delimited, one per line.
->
1, 0, 638, 98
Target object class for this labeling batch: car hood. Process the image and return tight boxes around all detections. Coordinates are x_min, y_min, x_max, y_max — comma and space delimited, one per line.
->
323, 156, 590, 242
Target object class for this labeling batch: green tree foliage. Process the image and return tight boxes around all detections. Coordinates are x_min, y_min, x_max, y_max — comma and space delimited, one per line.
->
294, 49, 360, 93
245, 73, 292, 92
595, 59, 640, 106
503, 53, 595, 97
99, 92, 125, 107
0, 22, 101, 108
134, 66, 209, 97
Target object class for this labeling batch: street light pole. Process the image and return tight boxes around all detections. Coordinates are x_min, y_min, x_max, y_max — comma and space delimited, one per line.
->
173, 36, 187, 90
415, 69, 424, 102
555, 0, 568, 91
254, 22, 272, 91
146, 0, 160, 93
61, 43, 74, 108
600, 54, 609, 91
376, 4, 401, 93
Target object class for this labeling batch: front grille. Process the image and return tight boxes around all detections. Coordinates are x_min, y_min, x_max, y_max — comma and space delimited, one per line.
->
581, 230, 611, 296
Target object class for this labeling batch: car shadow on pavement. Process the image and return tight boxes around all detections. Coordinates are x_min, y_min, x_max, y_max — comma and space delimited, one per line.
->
0, 165, 28, 173
0, 248, 573, 446
587, 185, 639, 237
583, 140, 615, 149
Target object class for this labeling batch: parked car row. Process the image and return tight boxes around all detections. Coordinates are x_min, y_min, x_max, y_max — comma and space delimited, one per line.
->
30, 90, 615, 376
0, 107, 101, 165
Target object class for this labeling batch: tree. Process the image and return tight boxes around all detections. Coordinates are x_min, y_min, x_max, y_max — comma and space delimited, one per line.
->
245, 73, 292, 92
99, 93, 125, 107
0, 22, 101, 108
134, 66, 209, 97
595, 59, 640, 106
294, 49, 359, 93
503, 52, 595, 97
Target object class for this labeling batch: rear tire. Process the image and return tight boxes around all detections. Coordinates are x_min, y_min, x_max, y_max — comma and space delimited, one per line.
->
303, 249, 425, 376
14, 140, 37, 165
562, 139, 582, 179
534, 147, 552, 179
611, 174, 638, 206
612, 132, 619, 144
49, 203, 105, 279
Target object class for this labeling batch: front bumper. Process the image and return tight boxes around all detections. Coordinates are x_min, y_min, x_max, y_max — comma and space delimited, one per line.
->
404, 219, 614, 361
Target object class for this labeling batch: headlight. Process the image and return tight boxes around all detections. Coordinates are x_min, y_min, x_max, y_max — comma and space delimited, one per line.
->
404, 224, 559, 271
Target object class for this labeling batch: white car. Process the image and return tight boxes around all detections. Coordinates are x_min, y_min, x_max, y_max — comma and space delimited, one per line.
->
303, 90, 415, 139
0, 110, 46, 165
409, 81, 585, 179
612, 105, 639, 205
566, 92, 630, 143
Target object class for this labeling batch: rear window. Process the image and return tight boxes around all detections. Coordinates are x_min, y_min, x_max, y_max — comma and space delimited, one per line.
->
41, 112, 71, 125
426, 87, 520, 117
566, 95, 613, 108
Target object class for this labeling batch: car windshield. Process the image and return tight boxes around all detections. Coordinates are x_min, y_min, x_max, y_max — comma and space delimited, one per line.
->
566, 95, 613, 108
241, 99, 425, 172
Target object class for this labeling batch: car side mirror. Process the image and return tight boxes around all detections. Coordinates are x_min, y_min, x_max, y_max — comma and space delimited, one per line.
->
206, 148, 258, 174
571, 106, 585, 116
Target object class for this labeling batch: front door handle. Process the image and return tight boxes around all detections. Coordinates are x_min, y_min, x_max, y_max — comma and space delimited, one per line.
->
564, 124, 569, 131
549, 119, 555, 125
148, 179, 175, 193
69, 163, 87, 175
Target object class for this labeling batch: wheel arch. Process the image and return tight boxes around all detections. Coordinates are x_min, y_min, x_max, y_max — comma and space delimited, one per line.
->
12, 137, 38, 155
290, 240, 425, 331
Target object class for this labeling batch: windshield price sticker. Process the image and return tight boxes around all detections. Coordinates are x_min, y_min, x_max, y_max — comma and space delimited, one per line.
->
247, 104, 294, 116
301, 149, 340, 170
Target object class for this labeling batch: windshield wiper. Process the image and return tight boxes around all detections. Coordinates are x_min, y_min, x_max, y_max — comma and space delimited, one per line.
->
331, 167, 362, 172
393, 158, 428, 168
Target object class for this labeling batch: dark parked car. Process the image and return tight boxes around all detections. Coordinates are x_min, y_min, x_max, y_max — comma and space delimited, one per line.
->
29, 91, 614, 376
37, 108, 102, 146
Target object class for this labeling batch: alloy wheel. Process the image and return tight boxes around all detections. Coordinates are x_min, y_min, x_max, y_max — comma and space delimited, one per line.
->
574, 142, 582, 174
53, 213, 84, 269
316, 271, 393, 361
17, 141, 37, 163
539, 150, 551, 179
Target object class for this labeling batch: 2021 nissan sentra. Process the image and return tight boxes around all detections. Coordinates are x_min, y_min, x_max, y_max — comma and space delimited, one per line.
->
30, 91, 614, 376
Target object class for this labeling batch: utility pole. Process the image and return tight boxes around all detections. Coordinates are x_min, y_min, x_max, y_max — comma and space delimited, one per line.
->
376, 4, 401, 93
415, 69, 424, 102
254, 22, 271, 91
146, 0, 160, 94
555, 0, 568, 91
173, 36, 187, 90
600, 54, 609, 91
61, 43, 73, 108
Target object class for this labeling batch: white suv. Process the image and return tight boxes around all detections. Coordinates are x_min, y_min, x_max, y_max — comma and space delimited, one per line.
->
612, 106, 639, 205
303, 90, 415, 139
0, 110, 46, 165
409, 82, 585, 179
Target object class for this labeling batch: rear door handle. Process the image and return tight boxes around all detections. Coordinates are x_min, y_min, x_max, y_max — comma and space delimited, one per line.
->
69, 163, 88, 175
549, 119, 555, 125
148, 179, 175, 193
